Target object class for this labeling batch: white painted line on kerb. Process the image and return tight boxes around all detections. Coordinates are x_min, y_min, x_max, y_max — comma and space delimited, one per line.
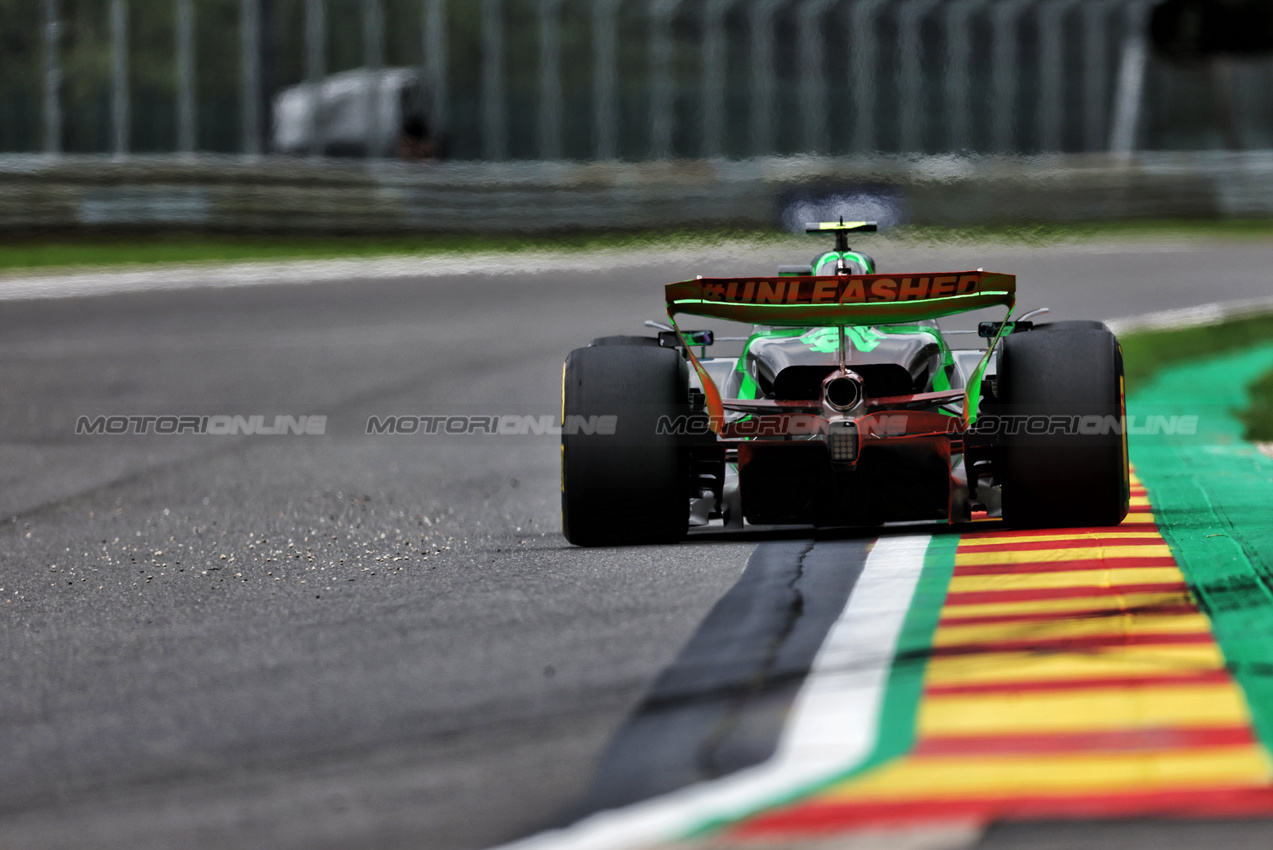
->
500, 534, 935, 850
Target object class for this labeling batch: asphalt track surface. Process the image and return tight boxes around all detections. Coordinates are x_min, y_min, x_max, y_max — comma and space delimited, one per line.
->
3, 237, 1273, 850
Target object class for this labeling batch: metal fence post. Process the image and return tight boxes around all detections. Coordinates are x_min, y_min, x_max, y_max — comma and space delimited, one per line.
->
850, 0, 885, 153
364, 0, 384, 158
1083, 0, 1109, 152
111, 0, 129, 158
424, 0, 448, 146
1109, 0, 1149, 155
242, 0, 261, 156
538, 0, 564, 160
701, 0, 734, 159
593, 0, 622, 161
944, 1, 977, 153
482, 0, 505, 160
42, 0, 61, 156
899, 0, 939, 153
176, 0, 195, 155
750, 0, 785, 157
799, 0, 835, 155
307, 0, 325, 157
1038, 0, 1076, 153
991, 0, 1026, 152
650, 0, 681, 160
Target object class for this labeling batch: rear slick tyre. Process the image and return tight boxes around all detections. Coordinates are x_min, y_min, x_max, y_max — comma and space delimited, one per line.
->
588, 335, 662, 347
997, 321, 1130, 529
561, 344, 689, 546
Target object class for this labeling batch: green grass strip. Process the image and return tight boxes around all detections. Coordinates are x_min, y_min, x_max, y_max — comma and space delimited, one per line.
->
685, 531, 959, 838
1128, 343, 1273, 751
1121, 313, 1273, 393
1238, 367, 1273, 443
885, 217, 1273, 247
0, 228, 788, 274
8, 218, 1273, 274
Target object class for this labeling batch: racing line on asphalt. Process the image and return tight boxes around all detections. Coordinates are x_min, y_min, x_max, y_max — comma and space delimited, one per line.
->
514, 468, 1273, 849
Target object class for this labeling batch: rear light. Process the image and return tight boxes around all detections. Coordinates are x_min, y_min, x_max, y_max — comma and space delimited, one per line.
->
828, 420, 859, 463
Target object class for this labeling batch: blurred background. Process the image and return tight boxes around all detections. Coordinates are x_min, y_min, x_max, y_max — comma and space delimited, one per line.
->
4, 0, 1273, 233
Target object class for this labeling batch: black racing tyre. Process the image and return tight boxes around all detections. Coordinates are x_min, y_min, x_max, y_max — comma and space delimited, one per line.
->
589, 335, 662, 347
996, 321, 1130, 529
1031, 320, 1107, 332
561, 344, 689, 546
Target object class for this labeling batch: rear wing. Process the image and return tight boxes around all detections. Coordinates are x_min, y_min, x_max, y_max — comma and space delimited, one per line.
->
665, 271, 1017, 431
665, 271, 1015, 326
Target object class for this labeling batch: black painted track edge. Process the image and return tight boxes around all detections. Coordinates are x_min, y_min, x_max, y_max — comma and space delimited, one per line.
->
559, 537, 873, 821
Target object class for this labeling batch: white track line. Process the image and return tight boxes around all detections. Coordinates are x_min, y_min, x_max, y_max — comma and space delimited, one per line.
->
0, 235, 1212, 304
0, 247, 745, 302
1106, 294, 1273, 335
501, 534, 934, 850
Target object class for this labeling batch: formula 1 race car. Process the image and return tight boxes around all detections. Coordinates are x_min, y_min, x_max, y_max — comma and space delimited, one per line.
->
561, 222, 1129, 546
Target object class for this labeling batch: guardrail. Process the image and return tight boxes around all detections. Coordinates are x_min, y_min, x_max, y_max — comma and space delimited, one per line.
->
5, 152, 1273, 233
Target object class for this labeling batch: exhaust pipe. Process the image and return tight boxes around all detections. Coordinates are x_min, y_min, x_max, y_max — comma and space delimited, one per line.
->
823, 372, 864, 412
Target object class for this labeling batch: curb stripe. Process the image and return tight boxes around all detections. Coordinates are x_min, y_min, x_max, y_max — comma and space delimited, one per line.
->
935, 611, 1210, 639
924, 670, 1234, 696
939, 598, 1194, 622
943, 582, 1189, 604
928, 632, 1216, 654
955, 545, 1173, 565
959, 537, 1170, 552
937, 603, 1198, 626
919, 685, 1250, 734
938, 590, 1193, 619
953, 556, 1179, 575
923, 645, 1228, 687
948, 567, 1185, 592
915, 726, 1256, 755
